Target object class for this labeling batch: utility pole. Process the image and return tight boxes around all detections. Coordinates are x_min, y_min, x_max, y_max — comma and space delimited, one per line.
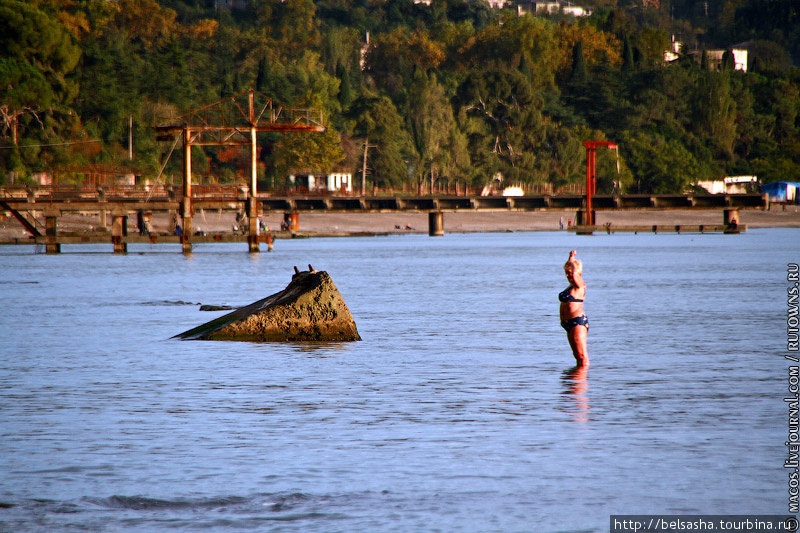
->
361, 138, 377, 196
128, 114, 133, 160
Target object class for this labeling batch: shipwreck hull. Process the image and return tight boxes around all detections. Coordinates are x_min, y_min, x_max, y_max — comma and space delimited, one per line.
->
175, 269, 361, 342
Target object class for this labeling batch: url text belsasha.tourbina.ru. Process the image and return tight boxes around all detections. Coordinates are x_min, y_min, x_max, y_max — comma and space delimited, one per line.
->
610, 516, 798, 532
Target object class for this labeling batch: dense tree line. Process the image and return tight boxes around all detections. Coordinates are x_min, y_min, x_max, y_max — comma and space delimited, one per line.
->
1, 0, 798, 193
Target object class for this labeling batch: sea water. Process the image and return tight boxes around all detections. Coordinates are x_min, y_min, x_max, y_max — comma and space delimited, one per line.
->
0, 229, 797, 532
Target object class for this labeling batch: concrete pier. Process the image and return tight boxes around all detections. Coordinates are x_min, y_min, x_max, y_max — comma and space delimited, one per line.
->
0, 188, 769, 253
112, 214, 128, 253
45, 213, 60, 254
568, 223, 747, 234
284, 212, 299, 232
428, 211, 444, 236
247, 196, 259, 253
723, 208, 740, 233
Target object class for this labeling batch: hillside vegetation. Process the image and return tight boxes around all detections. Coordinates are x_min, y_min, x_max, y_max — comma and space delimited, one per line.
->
1, 0, 798, 193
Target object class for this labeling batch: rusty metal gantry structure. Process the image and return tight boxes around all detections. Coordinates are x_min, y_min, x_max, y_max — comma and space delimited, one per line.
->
154, 89, 325, 252
582, 140, 618, 229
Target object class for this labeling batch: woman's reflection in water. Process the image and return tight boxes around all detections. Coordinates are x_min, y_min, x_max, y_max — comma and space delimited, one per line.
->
562, 365, 589, 424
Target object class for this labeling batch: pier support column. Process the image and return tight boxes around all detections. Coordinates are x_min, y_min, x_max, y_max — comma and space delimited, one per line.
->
181, 127, 193, 254
26, 188, 37, 228
247, 196, 260, 253
575, 210, 595, 235
724, 208, 740, 234
428, 211, 444, 236
180, 199, 192, 253
112, 214, 128, 254
97, 187, 108, 228
575, 210, 596, 226
247, 122, 260, 253
166, 187, 177, 234
45, 212, 60, 254
284, 212, 299, 232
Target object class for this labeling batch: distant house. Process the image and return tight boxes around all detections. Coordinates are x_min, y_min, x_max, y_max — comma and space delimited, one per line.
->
664, 38, 748, 72
704, 48, 748, 72
517, 1, 590, 16
696, 176, 758, 194
761, 182, 800, 204
664, 37, 682, 62
288, 173, 354, 194
485, 0, 510, 9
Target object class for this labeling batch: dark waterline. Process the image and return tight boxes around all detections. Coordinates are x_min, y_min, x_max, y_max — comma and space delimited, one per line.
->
1, 229, 798, 532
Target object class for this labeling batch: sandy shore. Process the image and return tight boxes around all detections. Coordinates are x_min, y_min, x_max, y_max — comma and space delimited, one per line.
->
1, 207, 798, 239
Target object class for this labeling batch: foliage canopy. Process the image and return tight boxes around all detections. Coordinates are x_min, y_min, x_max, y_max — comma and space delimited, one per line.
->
1, 0, 799, 192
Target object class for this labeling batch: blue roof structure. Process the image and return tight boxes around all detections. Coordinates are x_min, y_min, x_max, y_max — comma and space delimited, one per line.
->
761, 181, 800, 203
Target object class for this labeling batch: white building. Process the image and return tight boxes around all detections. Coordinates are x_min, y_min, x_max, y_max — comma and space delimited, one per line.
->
517, 1, 590, 17
696, 176, 757, 194
485, 0, 510, 8
664, 37, 748, 72
664, 37, 682, 62
705, 48, 748, 72
289, 173, 353, 193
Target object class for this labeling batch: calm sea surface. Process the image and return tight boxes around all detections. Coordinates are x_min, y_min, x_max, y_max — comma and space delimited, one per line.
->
1, 229, 798, 532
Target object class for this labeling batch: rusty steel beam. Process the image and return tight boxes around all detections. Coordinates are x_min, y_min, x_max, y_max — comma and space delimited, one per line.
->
0, 199, 42, 237
154, 89, 326, 141
154, 124, 325, 135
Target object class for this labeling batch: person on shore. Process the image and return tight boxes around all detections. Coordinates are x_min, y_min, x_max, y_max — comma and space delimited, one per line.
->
560, 250, 589, 366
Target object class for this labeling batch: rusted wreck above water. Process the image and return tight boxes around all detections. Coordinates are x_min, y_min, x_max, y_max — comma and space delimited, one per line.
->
174, 266, 361, 342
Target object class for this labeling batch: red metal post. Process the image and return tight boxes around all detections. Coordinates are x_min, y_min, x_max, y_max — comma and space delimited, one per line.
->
585, 144, 595, 225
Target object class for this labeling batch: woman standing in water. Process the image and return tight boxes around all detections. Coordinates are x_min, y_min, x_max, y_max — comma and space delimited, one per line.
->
560, 250, 589, 366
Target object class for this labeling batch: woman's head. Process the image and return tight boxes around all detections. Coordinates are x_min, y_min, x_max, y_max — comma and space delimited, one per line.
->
564, 259, 582, 276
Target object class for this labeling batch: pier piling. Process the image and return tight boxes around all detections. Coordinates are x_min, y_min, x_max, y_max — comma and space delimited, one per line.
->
723, 208, 740, 233
45, 213, 60, 254
284, 213, 299, 232
429, 211, 444, 236
112, 215, 128, 254
247, 196, 259, 253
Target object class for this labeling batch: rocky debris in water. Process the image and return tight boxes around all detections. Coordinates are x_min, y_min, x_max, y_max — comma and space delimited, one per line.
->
174, 265, 361, 342
199, 304, 235, 311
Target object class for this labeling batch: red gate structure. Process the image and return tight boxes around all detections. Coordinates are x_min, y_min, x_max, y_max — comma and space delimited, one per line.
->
582, 140, 617, 227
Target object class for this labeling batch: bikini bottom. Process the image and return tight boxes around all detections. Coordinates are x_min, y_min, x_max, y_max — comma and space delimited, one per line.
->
561, 315, 589, 332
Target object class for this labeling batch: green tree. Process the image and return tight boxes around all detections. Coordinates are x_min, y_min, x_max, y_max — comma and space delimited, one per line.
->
408, 70, 459, 190
569, 41, 588, 84
348, 93, 413, 188
336, 62, 354, 109
694, 70, 737, 158
272, 127, 345, 177
363, 27, 445, 98
454, 66, 545, 183
622, 132, 701, 193
622, 34, 635, 72
460, 15, 560, 92
0, 0, 81, 146
769, 79, 800, 147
